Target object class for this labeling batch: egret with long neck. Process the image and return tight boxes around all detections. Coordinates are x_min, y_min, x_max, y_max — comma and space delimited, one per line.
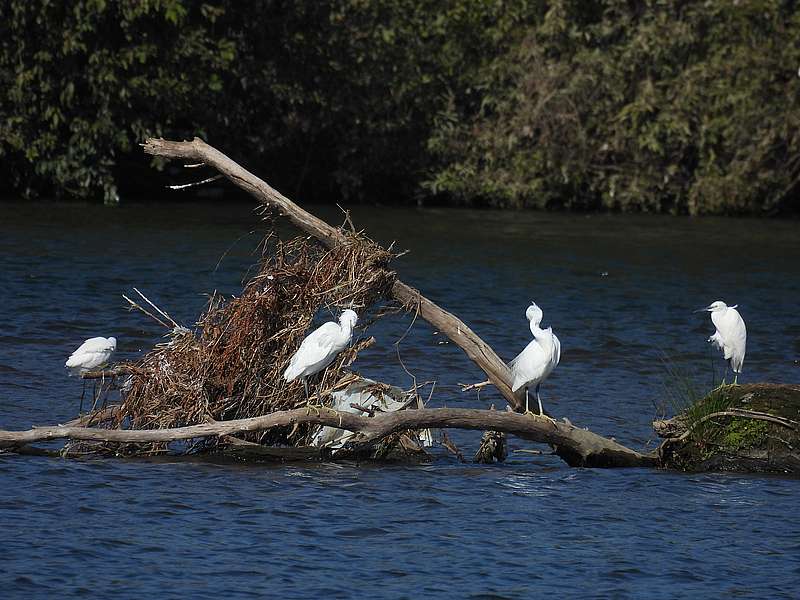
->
509, 302, 561, 418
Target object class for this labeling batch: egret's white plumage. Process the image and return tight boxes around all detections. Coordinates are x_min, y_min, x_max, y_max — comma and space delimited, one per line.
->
697, 300, 747, 382
509, 302, 561, 415
283, 310, 358, 389
65, 336, 117, 375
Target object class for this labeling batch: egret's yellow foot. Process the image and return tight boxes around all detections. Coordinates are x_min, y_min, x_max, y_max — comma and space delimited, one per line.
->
322, 407, 343, 427
305, 403, 324, 417
524, 410, 558, 428
539, 413, 559, 428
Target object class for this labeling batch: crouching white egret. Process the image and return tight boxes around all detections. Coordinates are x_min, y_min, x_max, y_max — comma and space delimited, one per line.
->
509, 302, 561, 421
65, 336, 117, 375
65, 336, 117, 413
283, 309, 359, 400
695, 300, 746, 384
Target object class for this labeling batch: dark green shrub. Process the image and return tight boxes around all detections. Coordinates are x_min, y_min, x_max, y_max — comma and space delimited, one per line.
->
426, 0, 800, 214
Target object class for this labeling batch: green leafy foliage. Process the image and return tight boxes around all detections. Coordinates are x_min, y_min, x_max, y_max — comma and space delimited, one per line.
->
1, 1, 799, 213
426, 0, 800, 214
211, 0, 523, 204
0, 0, 236, 203
1, 0, 507, 204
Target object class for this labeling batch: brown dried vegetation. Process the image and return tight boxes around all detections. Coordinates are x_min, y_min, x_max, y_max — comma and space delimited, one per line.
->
103, 228, 395, 455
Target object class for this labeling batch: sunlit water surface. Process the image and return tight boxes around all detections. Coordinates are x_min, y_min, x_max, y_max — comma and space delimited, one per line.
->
1, 202, 799, 598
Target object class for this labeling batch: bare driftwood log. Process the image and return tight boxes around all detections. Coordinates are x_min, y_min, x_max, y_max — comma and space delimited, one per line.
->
0, 407, 656, 467
142, 137, 524, 411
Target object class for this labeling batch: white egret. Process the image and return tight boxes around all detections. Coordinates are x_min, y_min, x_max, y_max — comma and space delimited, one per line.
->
65, 336, 117, 375
65, 336, 117, 413
695, 300, 746, 383
509, 302, 561, 419
283, 309, 359, 397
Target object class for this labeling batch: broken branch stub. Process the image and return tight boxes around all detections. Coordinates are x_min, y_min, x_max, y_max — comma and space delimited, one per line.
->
142, 137, 525, 411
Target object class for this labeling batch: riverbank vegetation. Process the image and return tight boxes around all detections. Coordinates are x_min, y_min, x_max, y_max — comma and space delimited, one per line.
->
2, 1, 798, 214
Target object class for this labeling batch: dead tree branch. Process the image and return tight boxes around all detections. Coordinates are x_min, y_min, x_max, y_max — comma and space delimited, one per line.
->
0, 407, 656, 468
142, 137, 524, 411
136, 137, 661, 467
671, 409, 799, 443
81, 367, 135, 380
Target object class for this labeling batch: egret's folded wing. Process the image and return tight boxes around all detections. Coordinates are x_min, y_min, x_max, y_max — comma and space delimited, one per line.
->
65, 354, 84, 368
509, 339, 547, 391
509, 339, 541, 369
730, 315, 747, 349
552, 333, 562, 366
289, 322, 340, 368
69, 337, 113, 357
70, 337, 101, 355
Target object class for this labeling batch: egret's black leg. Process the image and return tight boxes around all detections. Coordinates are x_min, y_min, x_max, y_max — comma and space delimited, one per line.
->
100, 373, 111, 410
535, 383, 557, 427
90, 381, 100, 413
303, 379, 322, 417
536, 383, 543, 416
79, 380, 86, 414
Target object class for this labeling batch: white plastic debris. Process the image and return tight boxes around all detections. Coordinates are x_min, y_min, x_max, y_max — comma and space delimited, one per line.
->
311, 378, 434, 451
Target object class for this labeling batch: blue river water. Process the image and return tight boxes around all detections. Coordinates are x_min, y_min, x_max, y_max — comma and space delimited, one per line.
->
1, 202, 799, 598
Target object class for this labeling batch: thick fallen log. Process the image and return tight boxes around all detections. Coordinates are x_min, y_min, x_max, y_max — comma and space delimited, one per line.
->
142, 137, 524, 411
0, 407, 656, 468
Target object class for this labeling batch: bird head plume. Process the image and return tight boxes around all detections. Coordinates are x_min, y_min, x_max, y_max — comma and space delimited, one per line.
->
525, 301, 543, 326
339, 309, 358, 329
